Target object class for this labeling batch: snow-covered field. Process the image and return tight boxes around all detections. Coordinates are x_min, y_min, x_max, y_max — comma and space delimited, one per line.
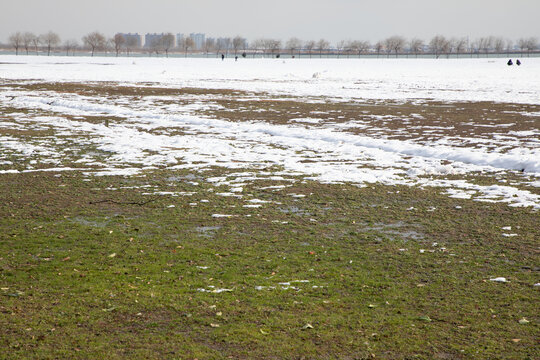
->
2, 55, 540, 104
1, 56, 539, 208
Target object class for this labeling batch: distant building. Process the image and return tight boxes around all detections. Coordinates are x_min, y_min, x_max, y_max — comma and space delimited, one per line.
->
176, 34, 185, 47
189, 33, 205, 50
118, 33, 143, 48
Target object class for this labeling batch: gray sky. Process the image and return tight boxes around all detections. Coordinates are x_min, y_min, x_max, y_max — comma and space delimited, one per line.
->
1, 0, 539, 44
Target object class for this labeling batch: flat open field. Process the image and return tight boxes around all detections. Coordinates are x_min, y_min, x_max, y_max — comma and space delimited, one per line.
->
1, 56, 539, 359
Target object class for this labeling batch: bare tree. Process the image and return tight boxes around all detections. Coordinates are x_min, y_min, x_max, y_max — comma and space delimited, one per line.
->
22, 32, 35, 55
305, 40, 316, 58
358, 41, 370, 56
125, 36, 139, 56
470, 39, 481, 57
384, 38, 392, 58
160, 33, 175, 57
269, 39, 281, 57
505, 39, 514, 56
204, 38, 215, 57
409, 38, 424, 58
316, 39, 329, 58
429, 35, 447, 58
442, 38, 455, 58
454, 37, 467, 57
517, 38, 528, 56
40, 31, 60, 56
31, 35, 40, 55
286, 37, 302, 57
83, 31, 106, 57
232, 36, 246, 56
478, 36, 494, 56
149, 37, 162, 55
374, 41, 383, 57
345, 40, 358, 58
384, 36, 405, 58
336, 40, 346, 58
64, 39, 78, 56
182, 37, 195, 57
253, 39, 274, 57
153, 41, 162, 56
221, 37, 232, 55
215, 38, 224, 57
524, 37, 538, 56
9, 32, 23, 55
105, 38, 114, 54
346, 40, 370, 58
250, 39, 261, 57
112, 34, 126, 57
493, 37, 505, 54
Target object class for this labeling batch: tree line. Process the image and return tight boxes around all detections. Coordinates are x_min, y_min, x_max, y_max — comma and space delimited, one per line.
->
5, 31, 539, 58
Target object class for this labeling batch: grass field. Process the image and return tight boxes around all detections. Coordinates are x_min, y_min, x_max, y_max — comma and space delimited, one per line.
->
1, 78, 539, 359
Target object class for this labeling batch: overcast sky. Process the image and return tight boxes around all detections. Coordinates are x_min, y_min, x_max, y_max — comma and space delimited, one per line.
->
1, 0, 539, 44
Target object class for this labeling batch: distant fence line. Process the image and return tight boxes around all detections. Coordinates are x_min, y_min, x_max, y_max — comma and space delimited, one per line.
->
1, 47, 539, 59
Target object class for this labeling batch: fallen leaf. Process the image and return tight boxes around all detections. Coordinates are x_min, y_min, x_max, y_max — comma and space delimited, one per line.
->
302, 323, 314, 330
210, 323, 220, 328
512, 339, 521, 343
259, 329, 269, 335
108, 253, 116, 258
518, 318, 530, 325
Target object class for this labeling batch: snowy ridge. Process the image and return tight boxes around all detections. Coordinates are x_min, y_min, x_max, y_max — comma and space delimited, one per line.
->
8, 92, 540, 174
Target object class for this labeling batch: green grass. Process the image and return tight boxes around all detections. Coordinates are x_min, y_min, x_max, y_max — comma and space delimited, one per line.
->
1, 169, 538, 359
1, 81, 538, 358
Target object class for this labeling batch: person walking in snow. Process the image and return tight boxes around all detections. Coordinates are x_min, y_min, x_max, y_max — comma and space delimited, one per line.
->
221, 54, 225, 61
516, 59, 521, 66
507, 59, 513, 66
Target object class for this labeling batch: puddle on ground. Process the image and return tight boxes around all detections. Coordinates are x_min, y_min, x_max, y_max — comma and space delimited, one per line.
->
365, 221, 424, 241
279, 206, 310, 216
196, 226, 222, 237
70, 217, 109, 228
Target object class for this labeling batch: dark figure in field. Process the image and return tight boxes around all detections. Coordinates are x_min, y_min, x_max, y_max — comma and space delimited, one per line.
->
242, 52, 246, 58
507, 59, 513, 66
276, 54, 280, 59
221, 54, 225, 61
516, 59, 521, 66
235, 56, 238, 61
